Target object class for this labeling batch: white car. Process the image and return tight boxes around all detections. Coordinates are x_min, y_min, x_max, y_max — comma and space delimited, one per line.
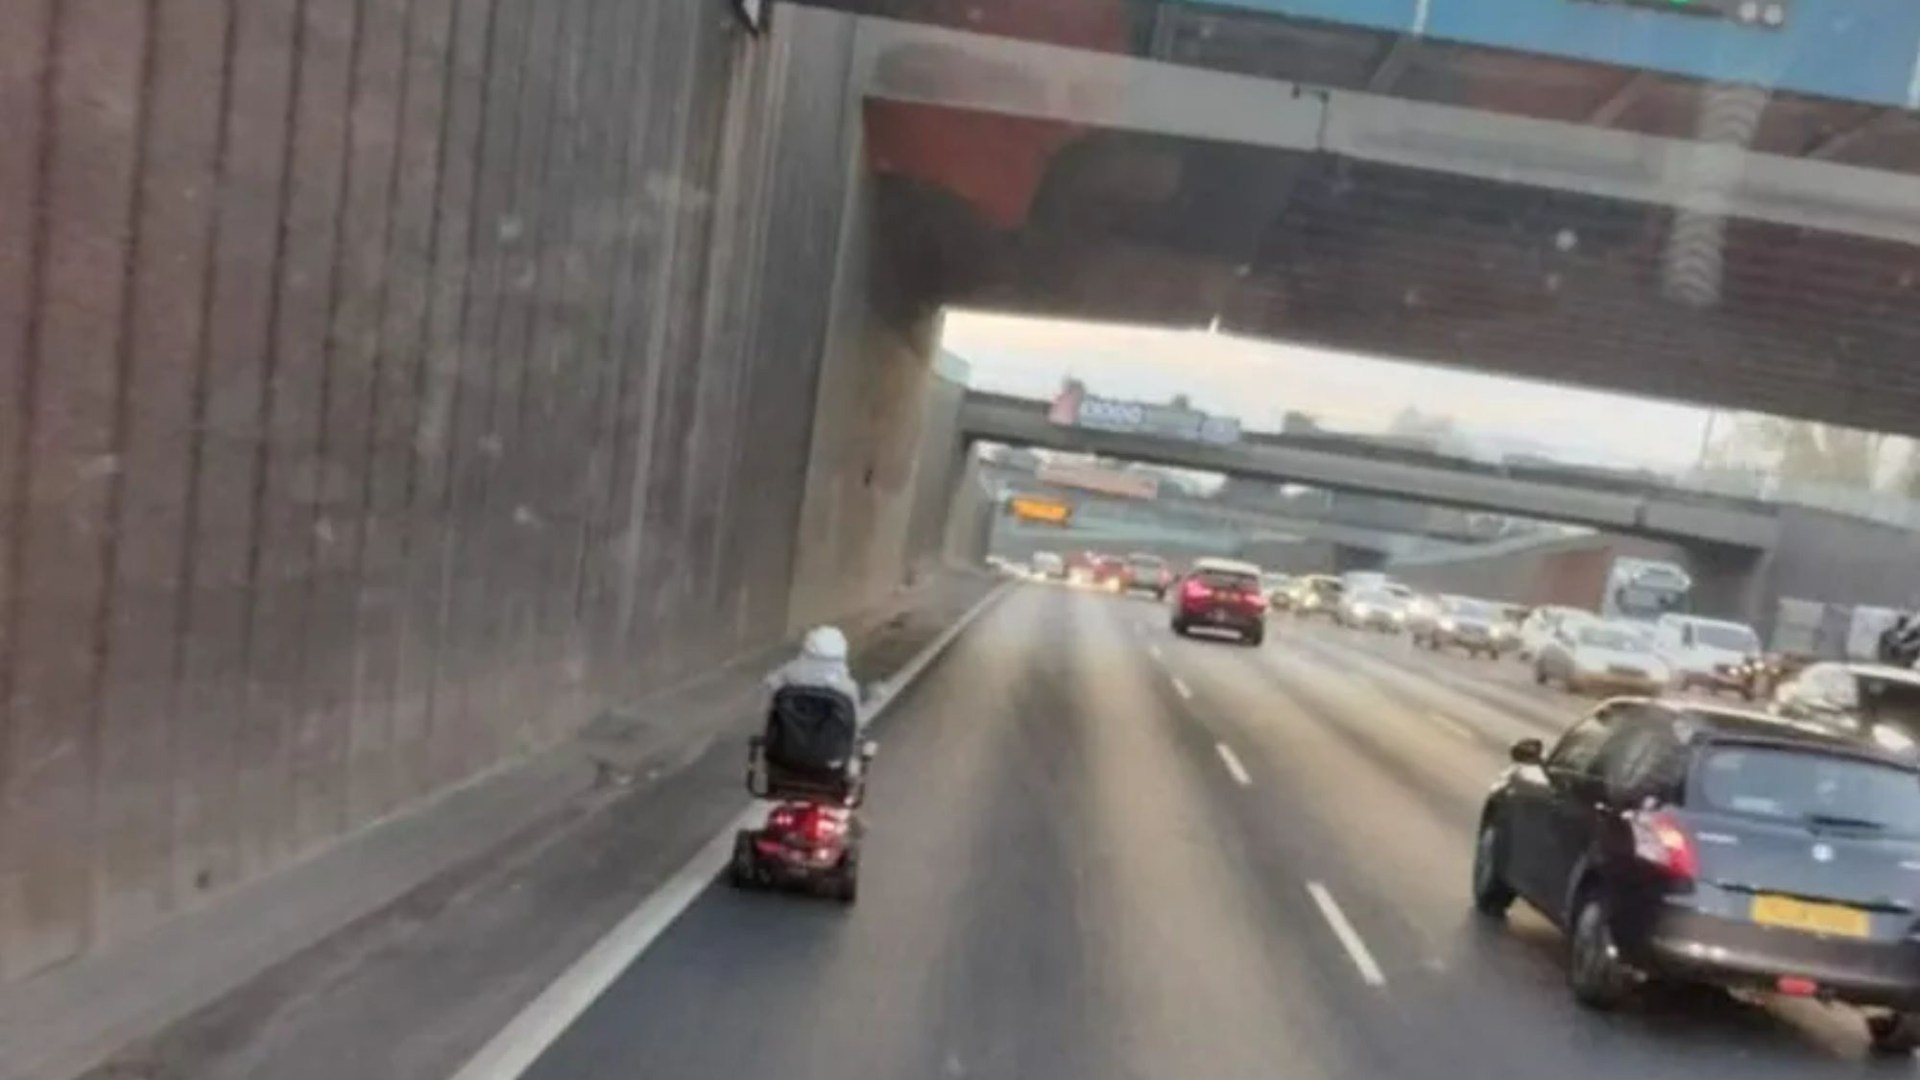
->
1534, 620, 1670, 695
1340, 587, 1408, 632
1653, 614, 1762, 695
1516, 605, 1595, 661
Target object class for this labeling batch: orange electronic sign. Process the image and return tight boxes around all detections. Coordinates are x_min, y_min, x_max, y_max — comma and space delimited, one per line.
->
1007, 495, 1073, 526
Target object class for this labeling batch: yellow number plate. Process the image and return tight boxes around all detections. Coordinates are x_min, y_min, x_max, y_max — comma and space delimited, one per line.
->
1750, 895, 1870, 938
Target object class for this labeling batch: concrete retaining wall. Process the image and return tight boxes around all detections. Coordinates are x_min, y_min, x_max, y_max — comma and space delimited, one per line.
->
0, 0, 874, 980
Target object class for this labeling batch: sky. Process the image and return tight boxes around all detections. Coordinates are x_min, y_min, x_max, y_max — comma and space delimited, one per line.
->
941, 310, 1720, 473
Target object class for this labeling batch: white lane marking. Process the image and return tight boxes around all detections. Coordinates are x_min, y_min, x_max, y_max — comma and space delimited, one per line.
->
1426, 711, 1477, 742
1170, 675, 1193, 700
1306, 882, 1387, 987
1148, 643, 1164, 662
448, 582, 1012, 1080
1215, 742, 1252, 786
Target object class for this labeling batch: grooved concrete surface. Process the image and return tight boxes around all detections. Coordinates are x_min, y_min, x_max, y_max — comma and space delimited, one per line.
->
0, 0, 912, 983
7, 573, 999, 1080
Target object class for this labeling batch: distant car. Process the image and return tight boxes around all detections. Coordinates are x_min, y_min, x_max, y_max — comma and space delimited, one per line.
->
1517, 605, 1596, 661
1339, 587, 1408, 632
1473, 698, 1920, 1051
1289, 575, 1344, 620
1261, 572, 1294, 610
1122, 553, 1172, 599
1066, 551, 1104, 587
1170, 558, 1268, 645
1031, 551, 1066, 581
1654, 614, 1762, 695
1770, 663, 1920, 752
1535, 620, 1669, 695
1088, 556, 1128, 593
1409, 595, 1512, 658
1733, 651, 1816, 701
1494, 603, 1529, 648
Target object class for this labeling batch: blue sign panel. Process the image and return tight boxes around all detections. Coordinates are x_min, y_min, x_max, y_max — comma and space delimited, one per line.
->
1187, 0, 1920, 108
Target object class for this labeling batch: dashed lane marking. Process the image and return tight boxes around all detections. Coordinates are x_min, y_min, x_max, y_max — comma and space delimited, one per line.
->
1215, 742, 1252, 786
1307, 881, 1387, 987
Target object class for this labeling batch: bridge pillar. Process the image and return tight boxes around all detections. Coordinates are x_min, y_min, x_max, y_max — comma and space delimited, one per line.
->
785, 90, 957, 630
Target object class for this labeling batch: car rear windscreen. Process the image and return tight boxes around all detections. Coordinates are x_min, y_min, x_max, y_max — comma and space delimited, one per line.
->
1195, 570, 1259, 592
1577, 627, 1644, 650
1695, 623, 1759, 652
1694, 746, 1920, 834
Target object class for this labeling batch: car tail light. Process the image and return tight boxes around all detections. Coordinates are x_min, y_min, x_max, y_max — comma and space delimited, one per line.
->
1240, 590, 1267, 610
1776, 975, 1819, 997
769, 806, 799, 831
1630, 810, 1698, 879
1183, 581, 1212, 601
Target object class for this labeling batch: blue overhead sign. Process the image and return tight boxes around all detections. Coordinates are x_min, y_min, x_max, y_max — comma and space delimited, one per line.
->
1186, 0, 1920, 108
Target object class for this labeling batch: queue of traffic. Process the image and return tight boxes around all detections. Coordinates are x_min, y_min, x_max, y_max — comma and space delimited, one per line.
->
998, 548, 1920, 1050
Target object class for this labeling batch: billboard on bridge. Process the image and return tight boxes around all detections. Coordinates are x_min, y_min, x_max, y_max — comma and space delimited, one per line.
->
1035, 460, 1161, 500
1048, 384, 1241, 445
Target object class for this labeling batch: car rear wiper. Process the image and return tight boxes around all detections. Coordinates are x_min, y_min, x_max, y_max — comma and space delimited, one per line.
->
1804, 813, 1886, 832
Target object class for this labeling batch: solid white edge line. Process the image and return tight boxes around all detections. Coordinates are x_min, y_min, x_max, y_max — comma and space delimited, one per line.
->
1148, 643, 1163, 661
1426, 711, 1477, 743
1214, 742, 1252, 786
447, 581, 1013, 1080
1306, 882, 1387, 987
1170, 675, 1193, 700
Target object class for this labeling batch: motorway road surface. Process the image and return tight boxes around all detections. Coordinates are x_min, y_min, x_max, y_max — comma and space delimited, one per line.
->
523, 585, 1898, 1079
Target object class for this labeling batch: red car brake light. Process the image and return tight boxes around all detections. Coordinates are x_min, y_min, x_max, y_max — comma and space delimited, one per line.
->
1629, 810, 1698, 879
1182, 581, 1213, 601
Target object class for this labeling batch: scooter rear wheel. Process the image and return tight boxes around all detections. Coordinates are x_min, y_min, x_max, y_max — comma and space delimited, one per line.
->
833, 853, 860, 905
728, 830, 759, 889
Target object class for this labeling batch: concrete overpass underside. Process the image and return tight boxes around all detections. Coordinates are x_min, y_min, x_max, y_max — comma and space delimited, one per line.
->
836, 7, 1920, 435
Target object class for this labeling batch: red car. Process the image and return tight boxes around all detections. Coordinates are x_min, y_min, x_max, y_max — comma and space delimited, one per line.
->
1067, 551, 1127, 591
1170, 558, 1269, 645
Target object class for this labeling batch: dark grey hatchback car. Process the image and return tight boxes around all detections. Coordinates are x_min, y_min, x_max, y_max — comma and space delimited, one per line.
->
1473, 698, 1920, 1052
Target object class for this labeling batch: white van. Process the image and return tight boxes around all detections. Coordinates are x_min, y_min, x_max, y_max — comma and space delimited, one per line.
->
1654, 614, 1761, 693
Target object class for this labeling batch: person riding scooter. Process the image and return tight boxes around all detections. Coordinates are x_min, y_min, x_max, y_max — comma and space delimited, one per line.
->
734, 625, 873, 902
764, 625, 864, 729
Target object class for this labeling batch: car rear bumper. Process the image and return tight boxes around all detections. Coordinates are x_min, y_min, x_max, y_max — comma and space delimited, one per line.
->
1686, 668, 1747, 690
1638, 909, 1920, 1007
1575, 671, 1665, 694
1179, 608, 1262, 633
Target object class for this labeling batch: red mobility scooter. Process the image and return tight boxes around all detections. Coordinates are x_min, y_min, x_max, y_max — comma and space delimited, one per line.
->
729, 686, 873, 903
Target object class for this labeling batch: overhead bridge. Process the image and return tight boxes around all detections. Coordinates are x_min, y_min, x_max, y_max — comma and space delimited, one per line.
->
824, 9, 1920, 438
958, 394, 1781, 551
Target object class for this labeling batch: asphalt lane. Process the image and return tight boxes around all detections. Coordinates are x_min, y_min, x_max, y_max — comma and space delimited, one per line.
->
522, 586, 1909, 1079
